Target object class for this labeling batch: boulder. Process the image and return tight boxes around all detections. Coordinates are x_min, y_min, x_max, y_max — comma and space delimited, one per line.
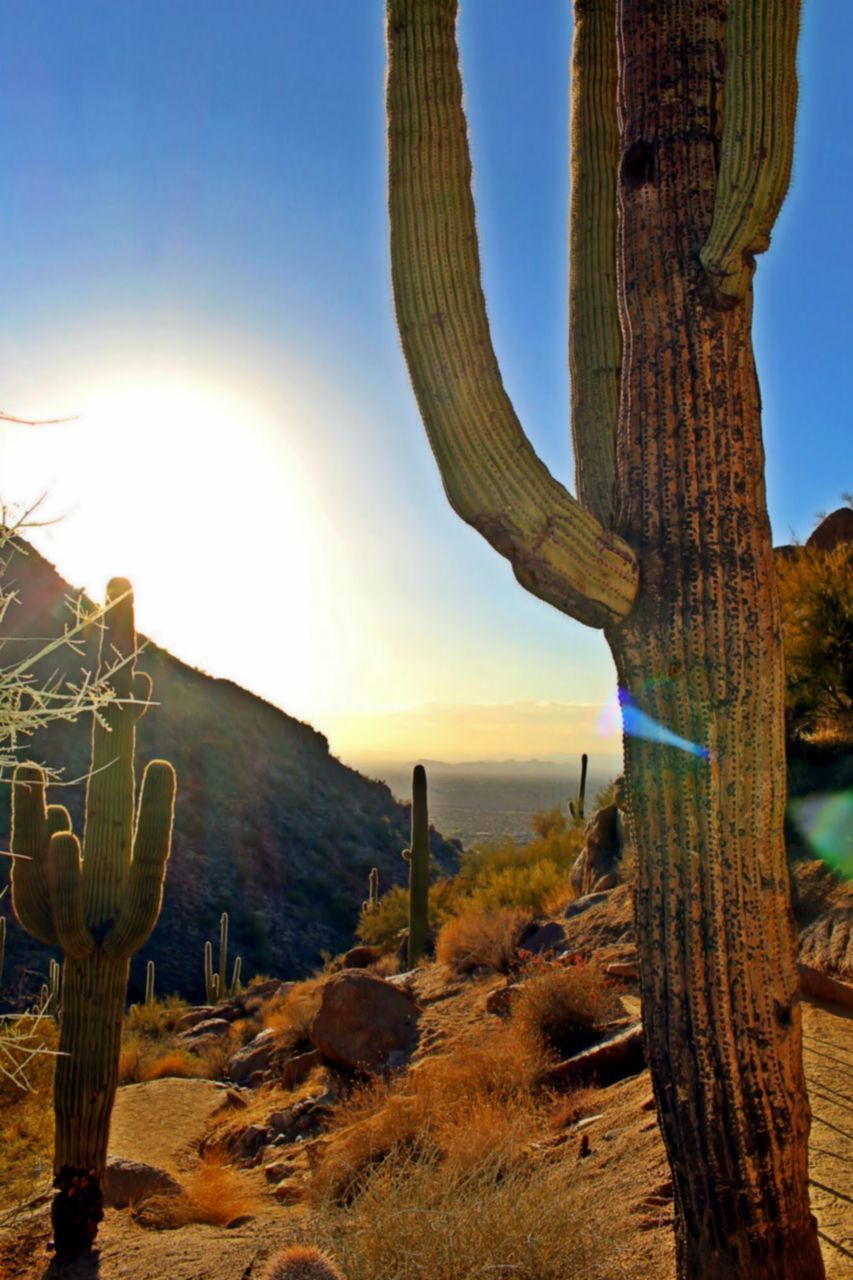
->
540, 1023, 645, 1089
227, 1028, 276, 1084
564, 890, 613, 920
519, 921, 567, 955
176, 1017, 232, 1043
279, 1048, 324, 1090
798, 962, 853, 1012
173, 1006, 217, 1033
570, 800, 625, 897
338, 945, 383, 970
103, 1156, 181, 1209
308, 971, 420, 1074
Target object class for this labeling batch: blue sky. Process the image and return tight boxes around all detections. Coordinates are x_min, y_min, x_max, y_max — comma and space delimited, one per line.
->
0, 2, 849, 766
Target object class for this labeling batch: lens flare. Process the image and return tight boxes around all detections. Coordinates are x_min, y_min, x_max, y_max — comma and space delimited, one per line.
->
597, 689, 711, 760
789, 791, 853, 879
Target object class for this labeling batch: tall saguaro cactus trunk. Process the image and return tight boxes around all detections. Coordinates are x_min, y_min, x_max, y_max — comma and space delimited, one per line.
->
10, 580, 175, 1255
386, 2, 823, 1277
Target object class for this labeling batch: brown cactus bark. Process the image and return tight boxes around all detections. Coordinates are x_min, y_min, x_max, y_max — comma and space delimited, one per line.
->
608, 8, 823, 1275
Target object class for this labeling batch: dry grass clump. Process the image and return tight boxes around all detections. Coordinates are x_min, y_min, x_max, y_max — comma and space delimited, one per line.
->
262, 977, 325, 1043
134, 1151, 260, 1229
307, 1140, 638, 1280
0, 1012, 57, 1219
125, 993, 188, 1037
118, 1035, 230, 1084
513, 957, 622, 1060
435, 906, 530, 974
310, 1021, 546, 1203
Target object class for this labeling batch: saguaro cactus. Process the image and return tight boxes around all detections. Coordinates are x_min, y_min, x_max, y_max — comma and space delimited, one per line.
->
362, 866, 380, 914
10, 579, 175, 1254
204, 910, 241, 1002
569, 753, 588, 822
387, 2, 822, 1276
0, 914, 5, 989
402, 764, 429, 967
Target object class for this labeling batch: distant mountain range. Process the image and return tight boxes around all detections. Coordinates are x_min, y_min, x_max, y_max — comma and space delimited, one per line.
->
0, 542, 460, 1003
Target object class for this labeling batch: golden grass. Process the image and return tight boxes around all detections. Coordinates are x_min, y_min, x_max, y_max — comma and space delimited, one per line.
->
0, 1013, 57, 1220
305, 1140, 641, 1280
135, 1151, 261, 1229
513, 959, 622, 1060
261, 977, 324, 1041
435, 906, 530, 975
118, 1035, 230, 1084
309, 1020, 547, 1203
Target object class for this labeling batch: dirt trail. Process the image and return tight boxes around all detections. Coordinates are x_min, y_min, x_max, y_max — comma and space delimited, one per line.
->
800, 1000, 853, 1273
108, 1078, 229, 1173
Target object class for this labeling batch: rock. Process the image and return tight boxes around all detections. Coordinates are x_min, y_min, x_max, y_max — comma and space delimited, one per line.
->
227, 1028, 276, 1084
103, 1157, 181, 1209
268, 1109, 295, 1135
279, 1048, 323, 1090
242, 980, 294, 1015
570, 799, 625, 897
484, 983, 521, 1017
564, 890, 613, 919
540, 1023, 646, 1089
309, 971, 421, 1074
210, 1001, 243, 1022
274, 1180, 304, 1203
797, 962, 853, 1012
593, 872, 620, 892
606, 960, 639, 980
234, 1123, 269, 1161
338, 944, 383, 969
176, 1017, 232, 1043
173, 1006, 217, 1033
519, 921, 567, 955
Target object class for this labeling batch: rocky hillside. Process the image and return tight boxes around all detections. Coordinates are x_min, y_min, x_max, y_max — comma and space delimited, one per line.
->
0, 541, 460, 1003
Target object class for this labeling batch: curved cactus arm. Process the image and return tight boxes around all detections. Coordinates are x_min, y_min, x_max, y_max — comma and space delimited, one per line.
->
103, 760, 175, 958
10, 764, 60, 947
47, 804, 73, 839
569, 0, 620, 527
47, 833, 95, 960
699, 0, 801, 300
387, 0, 638, 629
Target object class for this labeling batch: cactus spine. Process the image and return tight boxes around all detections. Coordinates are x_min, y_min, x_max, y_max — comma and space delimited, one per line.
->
402, 765, 429, 967
569, 753, 588, 822
144, 958, 155, 1006
10, 579, 175, 1255
204, 911, 241, 1002
387, 2, 822, 1274
362, 866, 379, 914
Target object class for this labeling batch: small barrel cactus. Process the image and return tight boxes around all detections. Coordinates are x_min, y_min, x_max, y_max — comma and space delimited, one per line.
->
261, 1245, 346, 1280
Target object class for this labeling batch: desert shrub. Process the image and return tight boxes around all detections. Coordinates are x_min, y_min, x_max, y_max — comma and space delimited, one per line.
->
512, 954, 622, 1060
311, 1020, 544, 1203
118, 1034, 228, 1084
0, 1011, 57, 1218
778, 538, 853, 740
125, 993, 188, 1037
135, 1151, 260, 1228
261, 977, 324, 1043
435, 906, 530, 974
307, 1139, 639, 1280
356, 884, 409, 948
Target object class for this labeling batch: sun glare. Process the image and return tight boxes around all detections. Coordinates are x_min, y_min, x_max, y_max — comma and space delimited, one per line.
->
1, 371, 331, 718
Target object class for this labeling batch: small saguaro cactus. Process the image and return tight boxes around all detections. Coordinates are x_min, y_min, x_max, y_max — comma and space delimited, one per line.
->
261, 1245, 346, 1280
204, 910, 242, 1003
362, 866, 380, 914
144, 958, 155, 1006
569, 753, 589, 822
43, 956, 62, 1019
402, 764, 429, 967
10, 578, 175, 1255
